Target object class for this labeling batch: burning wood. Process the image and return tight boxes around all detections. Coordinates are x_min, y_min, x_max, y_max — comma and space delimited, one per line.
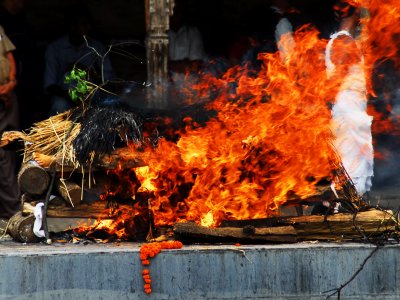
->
2, 0, 400, 247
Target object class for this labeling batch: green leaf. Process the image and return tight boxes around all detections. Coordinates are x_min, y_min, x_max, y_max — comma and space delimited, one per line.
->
69, 89, 78, 101
76, 82, 87, 93
78, 69, 86, 78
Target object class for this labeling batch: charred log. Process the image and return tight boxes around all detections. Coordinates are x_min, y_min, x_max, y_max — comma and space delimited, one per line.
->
173, 221, 297, 243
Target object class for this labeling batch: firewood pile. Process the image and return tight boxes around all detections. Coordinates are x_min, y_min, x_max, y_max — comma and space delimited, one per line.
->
0, 106, 145, 243
0, 109, 399, 245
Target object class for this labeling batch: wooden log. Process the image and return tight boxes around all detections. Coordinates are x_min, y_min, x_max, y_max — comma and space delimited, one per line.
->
173, 221, 297, 243
7, 212, 40, 243
221, 209, 397, 241
18, 161, 50, 195
56, 179, 82, 207
27, 201, 133, 219
286, 209, 397, 240
49, 195, 68, 207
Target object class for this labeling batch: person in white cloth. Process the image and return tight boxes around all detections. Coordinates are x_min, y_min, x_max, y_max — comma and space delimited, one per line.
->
326, 2, 373, 195
168, 0, 206, 78
270, 0, 296, 62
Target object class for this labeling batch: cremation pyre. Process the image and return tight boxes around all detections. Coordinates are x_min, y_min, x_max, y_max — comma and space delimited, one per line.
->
2, 0, 400, 244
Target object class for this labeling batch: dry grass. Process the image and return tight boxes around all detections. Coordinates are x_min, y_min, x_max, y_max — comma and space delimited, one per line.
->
24, 110, 81, 168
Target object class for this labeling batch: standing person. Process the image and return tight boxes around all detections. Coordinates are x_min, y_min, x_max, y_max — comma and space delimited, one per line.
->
166, 0, 207, 106
326, 2, 374, 195
268, 0, 310, 62
168, 0, 207, 77
0, 25, 20, 218
270, 0, 296, 61
44, 7, 114, 116
0, 0, 40, 129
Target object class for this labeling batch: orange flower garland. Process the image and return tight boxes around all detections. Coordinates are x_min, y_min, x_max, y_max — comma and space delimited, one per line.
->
140, 240, 183, 294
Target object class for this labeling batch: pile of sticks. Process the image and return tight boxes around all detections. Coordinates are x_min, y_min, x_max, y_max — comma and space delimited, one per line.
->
1, 128, 145, 243
1, 127, 398, 245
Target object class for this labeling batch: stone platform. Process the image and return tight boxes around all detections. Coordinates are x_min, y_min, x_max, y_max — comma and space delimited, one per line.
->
0, 242, 399, 299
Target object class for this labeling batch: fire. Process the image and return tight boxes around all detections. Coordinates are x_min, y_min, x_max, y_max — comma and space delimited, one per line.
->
79, 1, 400, 237
357, 0, 400, 136
139, 26, 341, 227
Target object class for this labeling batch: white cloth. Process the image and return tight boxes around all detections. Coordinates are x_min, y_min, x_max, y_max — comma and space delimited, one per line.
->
33, 202, 45, 238
168, 25, 206, 61
275, 17, 295, 61
326, 31, 374, 195
271, 6, 295, 62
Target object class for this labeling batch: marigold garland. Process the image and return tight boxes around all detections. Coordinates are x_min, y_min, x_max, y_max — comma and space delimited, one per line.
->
139, 240, 183, 294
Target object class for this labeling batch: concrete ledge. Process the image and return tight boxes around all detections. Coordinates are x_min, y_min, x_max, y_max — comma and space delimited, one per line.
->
0, 242, 398, 299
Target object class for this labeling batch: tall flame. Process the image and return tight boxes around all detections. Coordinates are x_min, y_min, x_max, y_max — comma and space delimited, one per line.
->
81, 1, 400, 237
139, 1, 400, 227
138, 26, 343, 227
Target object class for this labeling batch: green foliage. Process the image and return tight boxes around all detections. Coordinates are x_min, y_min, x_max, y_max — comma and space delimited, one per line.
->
65, 68, 93, 102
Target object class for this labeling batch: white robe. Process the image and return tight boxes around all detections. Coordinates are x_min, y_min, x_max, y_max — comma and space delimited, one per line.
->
326, 31, 374, 195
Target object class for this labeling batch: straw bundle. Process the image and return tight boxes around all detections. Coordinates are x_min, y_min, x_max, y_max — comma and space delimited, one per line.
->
24, 110, 81, 168
24, 103, 142, 170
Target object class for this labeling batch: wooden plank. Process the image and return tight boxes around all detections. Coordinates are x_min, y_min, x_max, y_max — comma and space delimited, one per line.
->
23, 201, 134, 219
287, 209, 396, 240
221, 209, 397, 241
173, 221, 297, 243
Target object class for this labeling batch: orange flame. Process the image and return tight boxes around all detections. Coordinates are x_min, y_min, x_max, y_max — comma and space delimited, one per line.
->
139, 26, 343, 227
79, 1, 400, 236
356, 0, 400, 135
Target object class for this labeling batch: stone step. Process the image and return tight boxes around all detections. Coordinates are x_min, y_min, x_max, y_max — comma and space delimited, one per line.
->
0, 242, 398, 299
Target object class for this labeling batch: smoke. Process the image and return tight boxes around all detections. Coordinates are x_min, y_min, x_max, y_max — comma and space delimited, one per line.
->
370, 56, 400, 195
